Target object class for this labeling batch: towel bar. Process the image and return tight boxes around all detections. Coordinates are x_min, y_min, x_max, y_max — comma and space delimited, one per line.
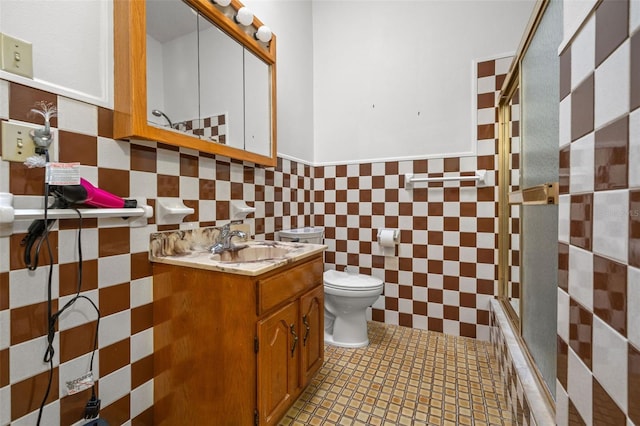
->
508, 182, 558, 205
404, 170, 487, 189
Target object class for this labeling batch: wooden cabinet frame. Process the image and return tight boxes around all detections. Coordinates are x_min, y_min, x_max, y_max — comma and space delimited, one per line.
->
153, 255, 324, 425
113, 0, 277, 166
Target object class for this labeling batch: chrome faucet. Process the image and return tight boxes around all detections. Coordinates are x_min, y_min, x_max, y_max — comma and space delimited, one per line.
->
210, 224, 247, 254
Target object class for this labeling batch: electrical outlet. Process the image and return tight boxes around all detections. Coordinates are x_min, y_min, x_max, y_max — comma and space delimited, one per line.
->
1, 121, 37, 162
0, 33, 33, 78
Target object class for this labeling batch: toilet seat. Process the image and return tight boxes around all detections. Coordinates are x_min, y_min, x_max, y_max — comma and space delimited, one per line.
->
323, 270, 384, 292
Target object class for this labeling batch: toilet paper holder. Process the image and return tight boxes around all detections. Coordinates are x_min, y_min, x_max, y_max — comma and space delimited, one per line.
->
377, 228, 399, 244
377, 229, 399, 257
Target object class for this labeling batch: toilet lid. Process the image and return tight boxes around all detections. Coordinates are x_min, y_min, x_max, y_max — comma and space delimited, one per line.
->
323, 270, 384, 291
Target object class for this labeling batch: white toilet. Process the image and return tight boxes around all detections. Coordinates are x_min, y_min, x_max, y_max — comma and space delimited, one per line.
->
323, 269, 384, 347
278, 227, 384, 348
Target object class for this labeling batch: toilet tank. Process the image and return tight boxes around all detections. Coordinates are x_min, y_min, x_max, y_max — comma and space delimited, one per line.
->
277, 227, 324, 244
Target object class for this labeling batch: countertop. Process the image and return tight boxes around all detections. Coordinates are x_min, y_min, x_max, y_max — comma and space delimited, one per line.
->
149, 240, 327, 276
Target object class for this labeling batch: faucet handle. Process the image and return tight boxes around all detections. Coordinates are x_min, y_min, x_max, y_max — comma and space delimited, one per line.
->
214, 223, 230, 244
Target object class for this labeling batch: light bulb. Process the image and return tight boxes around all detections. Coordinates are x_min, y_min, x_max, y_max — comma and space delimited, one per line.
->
212, 0, 231, 6
235, 7, 253, 26
255, 25, 272, 43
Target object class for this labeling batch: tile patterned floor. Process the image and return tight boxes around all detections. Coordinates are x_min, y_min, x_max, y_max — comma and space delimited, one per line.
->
280, 322, 513, 426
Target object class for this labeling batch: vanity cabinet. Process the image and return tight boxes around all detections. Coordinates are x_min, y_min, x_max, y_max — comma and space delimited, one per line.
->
257, 284, 324, 425
152, 254, 324, 426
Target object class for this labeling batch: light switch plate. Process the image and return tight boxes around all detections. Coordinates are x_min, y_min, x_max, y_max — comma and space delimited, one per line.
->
0, 33, 33, 78
1, 121, 38, 162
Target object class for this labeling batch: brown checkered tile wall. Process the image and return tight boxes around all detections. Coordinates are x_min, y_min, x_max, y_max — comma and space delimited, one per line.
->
0, 54, 510, 424
556, 1, 640, 425
316, 56, 512, 340
0, 81, 313, 424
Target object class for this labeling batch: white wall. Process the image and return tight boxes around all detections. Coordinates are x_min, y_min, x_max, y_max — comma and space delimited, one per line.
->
0, 0, 112, 107
244, 0, 316, 163
0, 0, 537, 166
311, 0, 535, 165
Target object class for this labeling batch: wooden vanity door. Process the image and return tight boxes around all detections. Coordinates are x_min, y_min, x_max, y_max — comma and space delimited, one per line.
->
257, 301, 300, 426
299, 285, 324, 387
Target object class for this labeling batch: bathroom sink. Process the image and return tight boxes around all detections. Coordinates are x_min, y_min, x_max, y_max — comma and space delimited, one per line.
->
210, 244, 292, 263
150, 234, 327, 276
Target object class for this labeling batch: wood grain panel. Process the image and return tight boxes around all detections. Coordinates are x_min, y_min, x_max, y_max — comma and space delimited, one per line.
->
152, 253, 324, 425
153, 263, 258, 425
257, 302, 299, 426
257, 257, 323, 315
299, 285, 324, 387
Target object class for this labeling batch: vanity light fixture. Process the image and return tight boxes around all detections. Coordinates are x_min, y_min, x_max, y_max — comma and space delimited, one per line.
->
254, 25, 272, 43
235, 7, 254, 26
211, 0, 231, 6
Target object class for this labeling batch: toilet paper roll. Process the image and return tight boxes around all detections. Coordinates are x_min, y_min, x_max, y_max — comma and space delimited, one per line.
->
377, 229, 398, 247
377, 229, 398, 256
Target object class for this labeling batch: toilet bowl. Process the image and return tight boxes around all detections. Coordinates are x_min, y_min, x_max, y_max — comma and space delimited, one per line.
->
278, 227, 384, 348
323, 269, 384, 348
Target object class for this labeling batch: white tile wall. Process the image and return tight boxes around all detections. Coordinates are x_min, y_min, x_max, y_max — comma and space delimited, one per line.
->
57, 97, 97, 136
58, 352, 100, 396
593, 189, 629, 263
559, 194, 570, 243
9, 266, 60, 308
97, 137, 130, 170
629, 108, 640, 188
568, 245, 593, 310
130, 379, 153, 419
58, 228, 99, 263
130, 328, 153, 363
99, 365, 131, 407
595, 41, 630, 129
567, 349, 593, 426
0, 80, 8, 119
97, 254, 131, 288
156, 148, 180, 176
559, 96, 572, 147
632, 0, 640, 33
628, 266, 640, 349
592, 316, 628, 412
557, 288, 570, 342
10, 335, 59, 383
97, 311, 131, 349
570, 133, 594, 194
58, 289, 100, 331
571, 15, 596, 90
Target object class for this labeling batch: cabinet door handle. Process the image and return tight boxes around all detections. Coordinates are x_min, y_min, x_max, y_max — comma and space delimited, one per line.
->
302, 315, 310, 346
290, 324, 298, 357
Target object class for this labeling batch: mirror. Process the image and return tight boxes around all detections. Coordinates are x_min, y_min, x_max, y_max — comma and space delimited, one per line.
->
145, 0, 200, 134
114, 0, 277, 167
197, 14, 244, 148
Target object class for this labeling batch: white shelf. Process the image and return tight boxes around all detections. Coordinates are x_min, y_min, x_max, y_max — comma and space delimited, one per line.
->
0, 193, 153, 236
11, 207, 150, 221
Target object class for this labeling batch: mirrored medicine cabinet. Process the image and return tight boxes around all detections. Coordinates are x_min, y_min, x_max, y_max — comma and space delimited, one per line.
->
114, 0, 277, 167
